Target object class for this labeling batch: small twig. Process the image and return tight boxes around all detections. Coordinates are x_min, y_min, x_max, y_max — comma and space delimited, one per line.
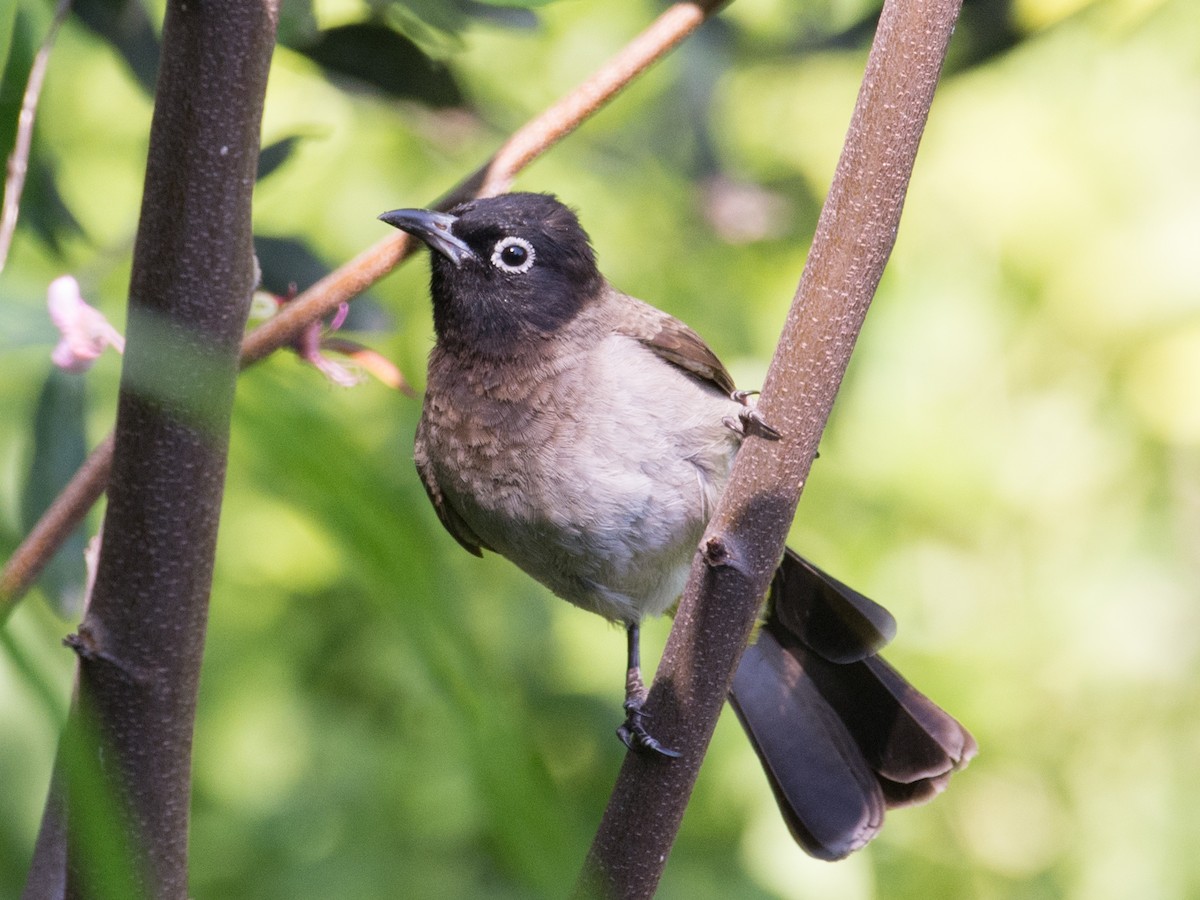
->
0, 434, 112, 619
0, 0, 729, 615
0, 0, 72, 275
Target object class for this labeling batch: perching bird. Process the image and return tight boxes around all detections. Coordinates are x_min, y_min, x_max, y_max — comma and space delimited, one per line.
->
380, 192, 975, 860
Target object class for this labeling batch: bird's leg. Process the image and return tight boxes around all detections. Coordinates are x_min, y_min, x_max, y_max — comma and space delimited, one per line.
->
723, 389, 781, 441
616, 622, 680, 759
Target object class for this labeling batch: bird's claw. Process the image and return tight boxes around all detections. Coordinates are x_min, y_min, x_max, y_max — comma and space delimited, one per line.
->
725, 390, 781, 441
619, 631, 679, 758
617, 701, 681, 759
722, 410, 781, 442
742, 408, 781, 441
624, 710, 681, 758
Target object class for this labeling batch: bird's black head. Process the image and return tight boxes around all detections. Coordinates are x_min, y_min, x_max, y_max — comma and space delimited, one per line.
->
379, 193, 604, 356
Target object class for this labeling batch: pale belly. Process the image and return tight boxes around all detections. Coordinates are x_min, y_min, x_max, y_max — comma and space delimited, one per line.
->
424, 335, 743, 623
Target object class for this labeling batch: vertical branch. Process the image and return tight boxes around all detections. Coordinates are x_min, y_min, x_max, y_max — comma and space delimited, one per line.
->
21, 1, 280, 897
578, 0, 963, 894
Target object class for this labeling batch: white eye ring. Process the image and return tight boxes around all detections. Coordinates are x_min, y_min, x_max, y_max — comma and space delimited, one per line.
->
490, 236, 536, 274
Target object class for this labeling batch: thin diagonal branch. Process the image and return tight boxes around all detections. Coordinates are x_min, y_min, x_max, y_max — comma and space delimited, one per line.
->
471, 0, 729, 199
0, 434, 112, 606
0, 0, 72, 274
0, 0, 729, 617
577, 0, 964, 893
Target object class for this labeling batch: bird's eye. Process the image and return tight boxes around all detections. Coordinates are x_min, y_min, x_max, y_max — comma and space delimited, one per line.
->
490, 236, 536, 274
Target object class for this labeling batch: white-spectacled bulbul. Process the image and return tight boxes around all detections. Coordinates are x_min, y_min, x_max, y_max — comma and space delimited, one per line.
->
379, 192, 975, 860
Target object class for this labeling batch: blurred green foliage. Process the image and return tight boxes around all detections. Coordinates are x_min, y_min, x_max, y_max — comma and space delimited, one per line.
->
3, 0, 1200, 896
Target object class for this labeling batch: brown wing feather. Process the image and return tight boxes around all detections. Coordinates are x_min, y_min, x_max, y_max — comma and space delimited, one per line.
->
414, 426, 490, 557
614, 296, 737, 396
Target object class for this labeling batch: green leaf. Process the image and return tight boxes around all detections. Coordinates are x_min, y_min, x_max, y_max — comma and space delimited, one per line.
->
0, 6, 33, 171
468, 0, 561, 7
292, 23, 465, 107
21, 368, 90, 617
71, 0, 160, 94
256, 135, 304, 183
0, 8, 83, 252
382, 3, 468, 61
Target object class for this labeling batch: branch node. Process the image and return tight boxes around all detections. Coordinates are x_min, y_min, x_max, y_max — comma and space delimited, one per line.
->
63, 624, 150, 685
702, 535, 741, 572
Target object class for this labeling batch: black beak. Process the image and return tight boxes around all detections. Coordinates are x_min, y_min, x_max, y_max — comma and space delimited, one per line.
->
378, 208, 476, 267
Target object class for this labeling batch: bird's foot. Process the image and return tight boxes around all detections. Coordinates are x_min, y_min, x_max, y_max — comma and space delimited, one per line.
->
619, 640, 680, 758
725, 390, 781, 441
617, 700, 681, 759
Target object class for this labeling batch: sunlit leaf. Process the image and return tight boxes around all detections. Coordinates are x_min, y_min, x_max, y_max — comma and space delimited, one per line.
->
72, 0, 160, 94
0, 10, 83, 256
467, 0, 558, 7
5, 0, 1200, 896
380, 2, 468, 60
20, 152, 84, 253
276, 0, 318, 48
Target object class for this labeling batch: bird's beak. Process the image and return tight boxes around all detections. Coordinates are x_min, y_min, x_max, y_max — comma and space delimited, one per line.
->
378, 208, 476, 267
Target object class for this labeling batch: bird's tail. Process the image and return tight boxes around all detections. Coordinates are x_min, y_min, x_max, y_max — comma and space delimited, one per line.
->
729, 549, 976, 860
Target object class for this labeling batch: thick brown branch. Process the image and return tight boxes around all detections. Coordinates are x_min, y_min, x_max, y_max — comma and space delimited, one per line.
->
577, 0, 964, 894
0, 0, 729, 617
22, 0, 280, 896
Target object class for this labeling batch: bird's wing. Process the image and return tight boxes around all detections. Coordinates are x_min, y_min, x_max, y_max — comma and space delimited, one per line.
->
414, 422, 491, 557
615, 296, 737, 396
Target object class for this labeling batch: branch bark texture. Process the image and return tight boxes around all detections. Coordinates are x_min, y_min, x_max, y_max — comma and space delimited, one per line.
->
578, 0, 963, 893
22, 1, 279, 897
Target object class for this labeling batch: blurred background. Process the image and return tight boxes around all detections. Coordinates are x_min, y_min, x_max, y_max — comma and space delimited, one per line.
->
2, 0, 1198, 896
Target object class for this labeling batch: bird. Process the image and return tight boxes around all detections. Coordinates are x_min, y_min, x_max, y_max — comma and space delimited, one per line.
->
379, 192, 975, 860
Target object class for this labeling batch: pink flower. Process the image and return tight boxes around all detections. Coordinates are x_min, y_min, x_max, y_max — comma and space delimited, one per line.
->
265, 291, 411, 394
48, 275, 124, 372
294, 301, 364, 387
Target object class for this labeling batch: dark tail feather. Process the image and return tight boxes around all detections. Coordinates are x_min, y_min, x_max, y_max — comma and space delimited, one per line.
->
729, 551, 975, 860
730, 628, 884, 860
769, 549, 897, 664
